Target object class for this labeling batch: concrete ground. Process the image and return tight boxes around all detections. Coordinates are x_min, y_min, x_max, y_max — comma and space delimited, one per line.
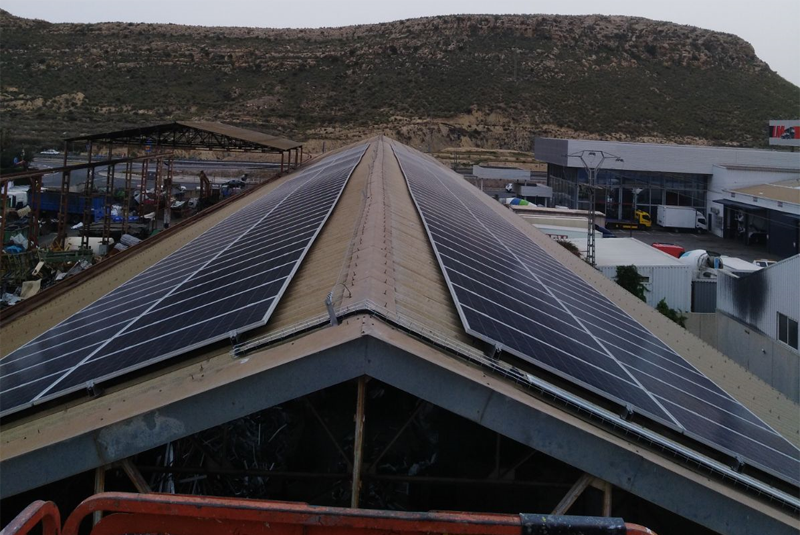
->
619, 227, 771, 262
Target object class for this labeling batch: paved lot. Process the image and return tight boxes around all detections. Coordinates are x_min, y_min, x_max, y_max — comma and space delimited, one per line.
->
618, 227, 771, 262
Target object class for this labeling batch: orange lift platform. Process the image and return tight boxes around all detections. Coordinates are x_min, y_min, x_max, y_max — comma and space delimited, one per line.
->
2, 492, 656, 535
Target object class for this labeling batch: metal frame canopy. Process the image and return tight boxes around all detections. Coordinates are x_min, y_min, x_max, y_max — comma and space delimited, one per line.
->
64, 121, 302, 153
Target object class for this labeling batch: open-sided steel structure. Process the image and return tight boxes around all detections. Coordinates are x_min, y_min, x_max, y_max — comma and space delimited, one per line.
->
65, 121, 303, 173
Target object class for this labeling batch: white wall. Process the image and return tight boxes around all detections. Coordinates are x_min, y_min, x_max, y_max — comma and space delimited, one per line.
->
716, 313, 800, 403
536, 138, 800, 173
717, 255, 800, 347
473, 166, 530, 180
598, 264, 692, 312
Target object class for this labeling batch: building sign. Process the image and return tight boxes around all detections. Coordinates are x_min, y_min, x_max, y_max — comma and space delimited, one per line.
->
768, 120, 800, 147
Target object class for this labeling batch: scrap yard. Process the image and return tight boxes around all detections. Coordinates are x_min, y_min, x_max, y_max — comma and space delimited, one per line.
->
1, 122, 303, 310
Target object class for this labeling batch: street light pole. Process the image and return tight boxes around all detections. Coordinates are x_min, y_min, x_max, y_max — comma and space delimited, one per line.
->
566, 150, 624, 267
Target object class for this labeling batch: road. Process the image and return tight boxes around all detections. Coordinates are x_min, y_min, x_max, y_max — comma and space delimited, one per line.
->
623, 227, 771, 262
30, 156, 280, 190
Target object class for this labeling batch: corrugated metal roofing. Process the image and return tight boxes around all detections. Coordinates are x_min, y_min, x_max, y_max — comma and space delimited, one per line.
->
731, 180, 800, 205
1, 138, 798, 529
569, 237, 686, 266
65, 121, 302, 152
176, 121, 302, 151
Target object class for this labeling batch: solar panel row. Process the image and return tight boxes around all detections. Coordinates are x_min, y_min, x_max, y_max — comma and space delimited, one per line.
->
0, 144, 368, 417
392, 143, 800, 486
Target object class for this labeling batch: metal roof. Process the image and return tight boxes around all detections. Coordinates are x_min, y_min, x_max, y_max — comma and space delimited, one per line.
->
1, 138, 798, 534
64, 121, 302, 152
569, 237, 686, 267
713, 198, 769, 212
535, 137, 800, 174
730, 179, 800, 205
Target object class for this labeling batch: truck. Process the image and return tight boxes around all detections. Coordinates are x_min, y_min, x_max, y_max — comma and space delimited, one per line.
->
657, 205, 707, 232
605, 209, 651, 230
678, 250, 761, 279
38, 189, 106, 219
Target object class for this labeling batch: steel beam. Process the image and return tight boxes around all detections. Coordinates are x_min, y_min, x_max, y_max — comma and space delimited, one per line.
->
367, 400, 424, 473
351, 376, 367, 508
552, 473, 592, 514
122, 161, 132, 236
304, 397, 354, 472
28, 174, 43, 247
0, 181, 8, 250
93, 465, 105, 526
120, 458, 151, 493
80, 141, 94, 250
102, 148, 114, 246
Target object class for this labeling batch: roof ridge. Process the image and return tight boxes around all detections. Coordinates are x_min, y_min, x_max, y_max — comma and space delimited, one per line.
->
339, 141, 398, 315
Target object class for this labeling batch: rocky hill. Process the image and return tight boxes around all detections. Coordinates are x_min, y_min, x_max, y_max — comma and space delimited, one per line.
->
1, 9, 798, 152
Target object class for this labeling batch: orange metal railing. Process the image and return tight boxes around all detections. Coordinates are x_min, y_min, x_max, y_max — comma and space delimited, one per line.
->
2, 492, 657, 535
0, 500, 60, 535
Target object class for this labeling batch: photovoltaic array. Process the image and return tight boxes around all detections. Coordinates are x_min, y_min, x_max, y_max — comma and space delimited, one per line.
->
0, 144, 368, 417
392, 142, 800, 486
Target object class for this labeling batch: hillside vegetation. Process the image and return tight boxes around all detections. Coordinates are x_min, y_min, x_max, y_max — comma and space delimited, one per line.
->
1, 10, 798, 152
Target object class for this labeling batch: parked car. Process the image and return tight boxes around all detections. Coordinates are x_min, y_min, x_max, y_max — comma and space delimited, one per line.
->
753, 259, 777, 268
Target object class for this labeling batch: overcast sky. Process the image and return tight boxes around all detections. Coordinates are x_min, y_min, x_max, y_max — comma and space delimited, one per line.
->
3, 0, 799, 86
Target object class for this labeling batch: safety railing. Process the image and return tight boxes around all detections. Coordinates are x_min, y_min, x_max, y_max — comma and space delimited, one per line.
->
2, 492, 657, 535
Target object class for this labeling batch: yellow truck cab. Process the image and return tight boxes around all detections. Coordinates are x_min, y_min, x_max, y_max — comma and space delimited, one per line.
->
635, 209, 652, 228
606, 210, 651, 230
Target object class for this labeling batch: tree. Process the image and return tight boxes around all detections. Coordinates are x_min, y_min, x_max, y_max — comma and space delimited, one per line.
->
0, 128, 34, 174
615, 265, 648, 302
656, 298, 687, 328
556, 239, 582, 257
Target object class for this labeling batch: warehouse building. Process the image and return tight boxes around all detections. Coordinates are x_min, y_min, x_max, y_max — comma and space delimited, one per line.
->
534, 138, 800, 255
713, 177, 800, 257
1, 138, 798, 535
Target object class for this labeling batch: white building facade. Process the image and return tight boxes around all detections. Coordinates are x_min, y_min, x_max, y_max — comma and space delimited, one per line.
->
535, 138, 800, 255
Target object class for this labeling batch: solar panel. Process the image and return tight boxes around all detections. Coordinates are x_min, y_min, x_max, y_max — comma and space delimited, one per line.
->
0, 144, 368, 417
392, 143, 800, 487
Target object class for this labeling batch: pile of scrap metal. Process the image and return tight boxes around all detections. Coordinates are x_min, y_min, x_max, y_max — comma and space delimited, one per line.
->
110, 234, 142, 254
1, 247, 95, 308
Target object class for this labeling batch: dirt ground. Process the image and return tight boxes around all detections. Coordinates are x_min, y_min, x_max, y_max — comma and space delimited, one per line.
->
621, 227, 772, 262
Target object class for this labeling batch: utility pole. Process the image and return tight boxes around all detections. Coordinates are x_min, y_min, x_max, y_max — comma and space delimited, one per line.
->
566, 150, 624, 267
631, 187, 643, 238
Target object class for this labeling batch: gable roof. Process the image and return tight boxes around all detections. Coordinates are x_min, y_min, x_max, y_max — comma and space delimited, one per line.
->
1, 138, 798, 534
64, 121, 302, 152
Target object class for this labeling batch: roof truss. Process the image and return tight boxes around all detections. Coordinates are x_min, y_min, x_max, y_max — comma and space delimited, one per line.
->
0, 317, 794, 535
64, 122, 301, 153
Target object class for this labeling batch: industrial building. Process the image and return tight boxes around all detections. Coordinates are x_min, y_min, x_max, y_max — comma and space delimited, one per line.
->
1, 138, 799, 535
714, 177, 800, 258
715, 255, 800, 403
470, 165, 552, 204
534, 138, 800, 256
568, 238, 692, 313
